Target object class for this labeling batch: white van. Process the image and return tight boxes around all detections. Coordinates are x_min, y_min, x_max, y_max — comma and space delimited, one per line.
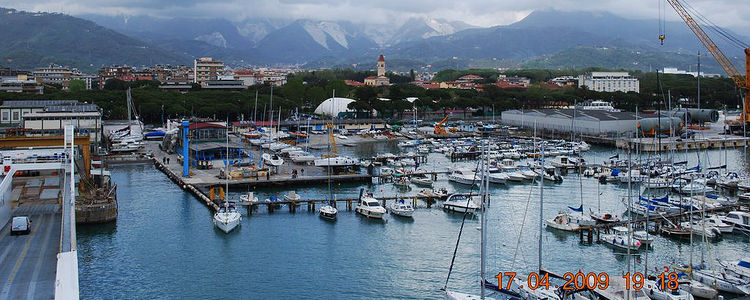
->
11, 216, 30, 235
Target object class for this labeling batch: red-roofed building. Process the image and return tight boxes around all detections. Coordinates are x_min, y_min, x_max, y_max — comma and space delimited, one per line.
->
345, 80, 365, 87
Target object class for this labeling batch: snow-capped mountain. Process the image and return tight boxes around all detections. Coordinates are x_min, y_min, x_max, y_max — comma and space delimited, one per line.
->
254, 19, 378, 63
388, 17, 476, 45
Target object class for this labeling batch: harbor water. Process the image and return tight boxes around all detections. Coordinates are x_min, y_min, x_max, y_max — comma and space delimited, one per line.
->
77, 142, 750, 299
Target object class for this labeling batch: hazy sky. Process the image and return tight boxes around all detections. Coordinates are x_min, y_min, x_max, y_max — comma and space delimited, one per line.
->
2, 0, 748, 31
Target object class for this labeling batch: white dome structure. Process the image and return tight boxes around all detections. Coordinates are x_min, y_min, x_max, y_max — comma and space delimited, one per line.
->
314, 97, 356, 117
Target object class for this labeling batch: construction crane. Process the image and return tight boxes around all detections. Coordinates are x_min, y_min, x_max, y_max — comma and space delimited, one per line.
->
323, 122, 337, 157
434, 115, 449, 135
664, 0, 749, 130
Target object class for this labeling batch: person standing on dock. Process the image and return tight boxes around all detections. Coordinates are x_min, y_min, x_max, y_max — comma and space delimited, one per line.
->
167, 157, 170, 164
162, 157, 166, 164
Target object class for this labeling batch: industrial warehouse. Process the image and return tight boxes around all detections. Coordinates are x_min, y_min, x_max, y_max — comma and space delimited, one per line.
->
501, 107, 719, 137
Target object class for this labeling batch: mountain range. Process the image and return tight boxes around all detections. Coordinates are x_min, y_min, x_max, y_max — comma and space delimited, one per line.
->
0, 7, 746, 74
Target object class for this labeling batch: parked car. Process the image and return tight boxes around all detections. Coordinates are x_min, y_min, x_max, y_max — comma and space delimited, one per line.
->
11, 216, 31, 235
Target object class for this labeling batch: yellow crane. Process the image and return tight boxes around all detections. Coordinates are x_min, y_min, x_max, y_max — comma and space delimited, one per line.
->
664, 0, 749, 127
323, 122, 337, 157
434, 115, 449, 135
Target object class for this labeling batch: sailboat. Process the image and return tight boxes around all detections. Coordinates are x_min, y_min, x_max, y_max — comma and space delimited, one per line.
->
444, 140, 500, 300
213, 126, 241, 233
319, 96, 338, 221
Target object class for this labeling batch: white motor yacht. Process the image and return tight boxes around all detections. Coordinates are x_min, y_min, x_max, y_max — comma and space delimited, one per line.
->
442, 193, 480, 213
410, 173, 434, 186
448, 169, 479, 185
389, 199, 414, 218
723, 211, 750, 233
484, 172, 509, 184
355, 194, 387, 219
314, 156, 360, 167
601, 226, 642, 251
262, 153, 284, 166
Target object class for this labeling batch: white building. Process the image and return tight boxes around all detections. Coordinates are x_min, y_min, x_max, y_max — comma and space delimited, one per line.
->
578, 72, 639, 93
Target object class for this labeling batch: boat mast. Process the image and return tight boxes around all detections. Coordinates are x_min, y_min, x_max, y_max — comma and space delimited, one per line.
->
480, 139, 488, 299
253, 89, 258, 123
626, 129, 633, 300
327, 91, 335, 203
538, 141, 544, 273
226, 117, 230, 204
127, 87, 132, 127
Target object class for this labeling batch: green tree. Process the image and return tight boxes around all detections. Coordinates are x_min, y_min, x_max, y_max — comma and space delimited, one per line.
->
68, 79, 85, 92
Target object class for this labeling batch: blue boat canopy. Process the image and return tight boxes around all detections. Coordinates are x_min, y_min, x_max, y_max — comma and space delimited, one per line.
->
568, 204, 583, 212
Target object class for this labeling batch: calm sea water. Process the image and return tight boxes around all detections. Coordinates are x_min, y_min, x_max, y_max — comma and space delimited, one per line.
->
77, 141, 750, 299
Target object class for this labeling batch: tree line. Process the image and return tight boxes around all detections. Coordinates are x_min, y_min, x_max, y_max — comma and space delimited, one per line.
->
0, 69, 740, 125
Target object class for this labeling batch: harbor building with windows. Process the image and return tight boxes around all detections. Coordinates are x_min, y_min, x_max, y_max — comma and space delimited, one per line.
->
578, 72, 639, 93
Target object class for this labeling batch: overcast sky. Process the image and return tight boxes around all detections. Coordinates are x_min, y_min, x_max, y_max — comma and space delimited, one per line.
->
2, 0, 748, 31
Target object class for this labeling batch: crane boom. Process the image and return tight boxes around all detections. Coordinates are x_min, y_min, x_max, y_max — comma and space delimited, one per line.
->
665, 0, 750, 123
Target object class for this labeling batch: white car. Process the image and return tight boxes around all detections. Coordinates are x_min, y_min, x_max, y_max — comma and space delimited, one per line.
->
11, 216, 31, 235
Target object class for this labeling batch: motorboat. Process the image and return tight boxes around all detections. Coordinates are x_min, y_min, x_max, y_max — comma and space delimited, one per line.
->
284, 191, 301, 204
601, 226, 642, 251
442, 193, 480, 213
393, 176, 410, 188
633, 230, 654, 246
518, 167, 538, 179
239, 192, 258, 204
448, 169, 479, 185
279, 146, 301, 154
590, 210, 622, 223
319, 201, 338, 220
484, 172, 508, 184
355, 194, 386, 219
262, 153, 284, 167
535, 167, 563, 183
551, 155, 575, 169
723, 211, 750, 233
644, 177, 672, 189
389, 199, 414, 218
703, 215, 734, 233
290, 152, 316, 163
679, 221, 721, 239
269, 142, 290, 152
418, 188, 449, 199
660, 226, 693, 240
410, 173, 434, 186
672, 182, 714, 195
313, 156, 360, 167
545, 212, 582, 231
643, 277, 694, 300
213, 202, 241, 233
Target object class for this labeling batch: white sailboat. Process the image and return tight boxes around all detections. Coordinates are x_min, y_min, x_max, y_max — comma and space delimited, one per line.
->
319, 104, 338, 221
213, 128, 241, 233
443, 140, 500, 300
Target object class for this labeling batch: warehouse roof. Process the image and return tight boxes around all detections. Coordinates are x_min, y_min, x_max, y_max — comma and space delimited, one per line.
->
504, 109, 639, 121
